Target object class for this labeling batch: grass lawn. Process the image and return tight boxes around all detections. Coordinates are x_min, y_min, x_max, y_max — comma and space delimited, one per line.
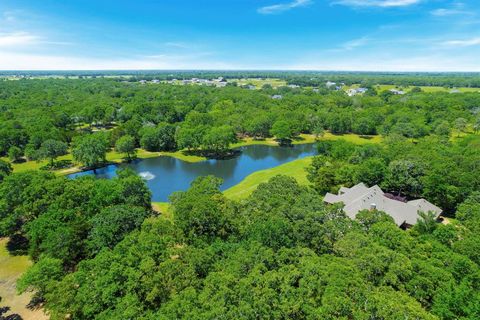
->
224, 156, 313, 200
321, 132, 382, 144
228, 78, 287, 88
0, 238, 47, 320
152, 202, 172, 220
4, 132, 380, 175
4, 148, 207, 175
232, 133, 381, 149
373, 84, 480, 93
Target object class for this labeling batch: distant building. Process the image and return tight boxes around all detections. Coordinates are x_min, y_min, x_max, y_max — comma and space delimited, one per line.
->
139, 80, 147, 84
288, 84, 300, 89
450, 89, 461, 94
389, 89, 406, 95
346, 88, 368, 96
324, 183, 442, 228
151, 79, 160, 84
271, 94, 283, 99
326, 81, 336, 88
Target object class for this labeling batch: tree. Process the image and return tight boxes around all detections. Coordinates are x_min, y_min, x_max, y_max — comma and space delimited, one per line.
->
8, 146, 22, 163
171, 176, 233, 242
473, 116, 480, 133
0, 159, 12, 181
246, 115, 271, 139
415, 211, 438, 234
202, 125, 236, 153
383, 159, 424, 197
87, 205, 149, 253
115, 135, 136, 161
72, 134, 108, 170
435, 121, 451, 137
270, 120, 295, 144
17, 256, 64, 297
307, 156, 336, 194
140, 123, 177, 151
39, 139, 68, 167
454, 117, 468, 137
355, 158, 386, 186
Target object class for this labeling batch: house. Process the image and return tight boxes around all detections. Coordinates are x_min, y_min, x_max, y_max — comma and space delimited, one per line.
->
346, 88, 368, 96
151, 79, 160, 84
389, 89, 405, 95
326, 81, 336, 88
271, 94, 283, 99
324, 183, 442, 228
288, 84, 300, 89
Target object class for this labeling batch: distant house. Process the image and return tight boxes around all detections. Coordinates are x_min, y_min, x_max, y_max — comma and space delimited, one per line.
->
450, 89, 461, 94
139, 80, 147, 84
326, 81, 336, 88
389, 89, 405, 95
151, 79, 160, 84
346, 88, 368, 96
288, 84, 300, 89
324, 183, 442, 228
271, 94, 283, 99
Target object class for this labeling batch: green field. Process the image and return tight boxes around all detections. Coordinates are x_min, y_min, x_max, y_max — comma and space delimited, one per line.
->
2, 148, 206, 175
228, 78, 287, 88
224, 156, 312, 200
3, 132, 380, 175
373, 84, 480, 93
0, 239, 47, 320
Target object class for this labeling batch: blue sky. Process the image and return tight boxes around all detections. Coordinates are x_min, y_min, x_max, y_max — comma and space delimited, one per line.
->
0, 0, 479, 71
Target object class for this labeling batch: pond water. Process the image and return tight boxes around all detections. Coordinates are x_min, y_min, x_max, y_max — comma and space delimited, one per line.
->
69, 143, 316, 202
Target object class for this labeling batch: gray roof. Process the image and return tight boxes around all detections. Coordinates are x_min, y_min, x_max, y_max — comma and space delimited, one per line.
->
324, 183, 442, 226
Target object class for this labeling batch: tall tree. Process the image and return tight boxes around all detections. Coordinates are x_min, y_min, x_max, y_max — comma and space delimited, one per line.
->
72, 134, 108, 170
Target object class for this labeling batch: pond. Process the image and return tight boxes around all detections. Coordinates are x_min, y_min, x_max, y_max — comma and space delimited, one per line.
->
69, 143, 317, 202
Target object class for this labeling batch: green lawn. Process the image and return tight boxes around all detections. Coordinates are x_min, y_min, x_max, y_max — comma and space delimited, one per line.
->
224, 156, 313, 200
0, 239, 47, 320
152, 202, 172, 220
4, 133, 381, 176
228, 78, 287, 88
373, 84, 480, 93
3, 148, 207, 175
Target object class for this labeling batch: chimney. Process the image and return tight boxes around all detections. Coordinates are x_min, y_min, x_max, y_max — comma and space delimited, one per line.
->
370, 203, 377, 211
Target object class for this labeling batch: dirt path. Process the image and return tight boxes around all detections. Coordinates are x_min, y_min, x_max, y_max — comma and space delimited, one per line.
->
0, 238, 48, 320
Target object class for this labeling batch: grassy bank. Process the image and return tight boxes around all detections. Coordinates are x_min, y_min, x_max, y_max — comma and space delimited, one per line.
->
4, 132, 381, 175
0, 239, 47, 320
224, 156, 313, 200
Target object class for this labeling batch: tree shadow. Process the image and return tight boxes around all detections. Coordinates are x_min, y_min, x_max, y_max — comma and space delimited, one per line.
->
183, 149, 242, 160
0, 306, 23, 320
6, 234, 29, 256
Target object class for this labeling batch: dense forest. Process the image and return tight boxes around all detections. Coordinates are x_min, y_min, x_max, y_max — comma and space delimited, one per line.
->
1, 78, 479, 167
0, 75, 480, 319
3, 71, 480, 87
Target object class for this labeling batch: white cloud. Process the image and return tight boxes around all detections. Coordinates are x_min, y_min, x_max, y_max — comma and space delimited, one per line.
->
0, 32, 39, 47
3, 11, 16, 22
0, 52, 235, 70
283, 54, 480, 72
431, 8, 465, 16
442, 37, 480, 47
342, 37, 369, 50
258, 0, 312, 14
430, 3, 470, 16
164, 42, 189, 49
333, 0, 421, 7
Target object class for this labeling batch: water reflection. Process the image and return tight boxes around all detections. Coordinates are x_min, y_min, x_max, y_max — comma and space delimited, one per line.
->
69, 143, 316, 202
